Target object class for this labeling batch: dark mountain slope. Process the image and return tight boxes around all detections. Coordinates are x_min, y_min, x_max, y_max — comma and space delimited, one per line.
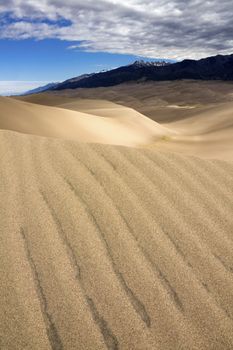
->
50, 54, 233, 91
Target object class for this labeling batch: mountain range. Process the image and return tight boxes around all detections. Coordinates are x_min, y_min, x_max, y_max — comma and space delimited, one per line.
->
24, 82, 59, 95
25, 54, 233, 94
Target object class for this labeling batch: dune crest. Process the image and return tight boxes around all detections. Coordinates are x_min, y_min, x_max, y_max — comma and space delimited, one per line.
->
0, 96, 172, 146
17, 90, 233, 160
1, 129, 233, 349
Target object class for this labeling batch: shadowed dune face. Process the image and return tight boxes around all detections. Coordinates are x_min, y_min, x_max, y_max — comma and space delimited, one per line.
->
1, 130, 233, 349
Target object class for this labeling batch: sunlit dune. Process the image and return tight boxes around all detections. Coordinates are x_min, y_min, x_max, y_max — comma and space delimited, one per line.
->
17, 86, 233, 160
1, 84, 233, 349
0, 96, 171, 146
21, 80, 233, 123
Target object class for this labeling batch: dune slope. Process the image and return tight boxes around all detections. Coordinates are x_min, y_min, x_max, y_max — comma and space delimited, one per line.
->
153, 101, 233, 160
19, 81, 233, 123
17, 92, 233, 160
0, 96, 171, 146
1, 129, 233, 349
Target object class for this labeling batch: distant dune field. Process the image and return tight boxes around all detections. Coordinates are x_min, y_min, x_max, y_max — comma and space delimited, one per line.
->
20, 80, 233, 122
1, 85, 233, 349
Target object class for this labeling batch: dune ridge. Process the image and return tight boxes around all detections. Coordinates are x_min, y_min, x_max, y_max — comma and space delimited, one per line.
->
1, 129, 233, 349
17, 90, 233, 160
20, 81, 233, 123
0, 96, 172, 146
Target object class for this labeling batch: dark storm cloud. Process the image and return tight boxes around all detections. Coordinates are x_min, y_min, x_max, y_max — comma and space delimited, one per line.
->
0, 0, 232, 59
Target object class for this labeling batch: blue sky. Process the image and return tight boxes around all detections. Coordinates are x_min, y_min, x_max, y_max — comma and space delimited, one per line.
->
0, 0, 232, 94
0, 38, 168, 81
0, 38, 172, 95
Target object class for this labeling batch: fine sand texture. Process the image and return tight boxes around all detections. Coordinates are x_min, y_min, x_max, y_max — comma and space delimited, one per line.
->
1, 129, 233, 349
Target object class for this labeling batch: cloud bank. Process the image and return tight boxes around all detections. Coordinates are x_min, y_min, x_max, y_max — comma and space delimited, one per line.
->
0, 0, 233, 59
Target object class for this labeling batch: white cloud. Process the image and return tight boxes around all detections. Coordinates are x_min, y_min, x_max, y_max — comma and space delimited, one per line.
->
0, 0, 233, 59
0, 81, 50, 95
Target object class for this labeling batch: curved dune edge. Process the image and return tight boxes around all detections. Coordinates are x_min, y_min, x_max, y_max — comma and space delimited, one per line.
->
1, 129, 233, 349
17, 93, 233, 161
142, 101, 233, 161
0, 96, 172, 147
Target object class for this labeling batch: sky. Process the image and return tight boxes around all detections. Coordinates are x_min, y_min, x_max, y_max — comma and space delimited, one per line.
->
0, 0, 233, 94
0, 38, 156, 94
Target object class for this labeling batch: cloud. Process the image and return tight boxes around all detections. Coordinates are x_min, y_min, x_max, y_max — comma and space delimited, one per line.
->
0, 0, 233, 59
0, 81, 50, 95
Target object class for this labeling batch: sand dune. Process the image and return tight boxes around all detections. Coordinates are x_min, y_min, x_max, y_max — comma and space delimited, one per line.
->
1, 129, 233, 349
165, 102, 233, 135
1, 86, 233, 349
53, 93, 233, 161
18, 88, 233, 160
0, 96, 171, 146
151, 101, 233, 160
19, 80, 233, 123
